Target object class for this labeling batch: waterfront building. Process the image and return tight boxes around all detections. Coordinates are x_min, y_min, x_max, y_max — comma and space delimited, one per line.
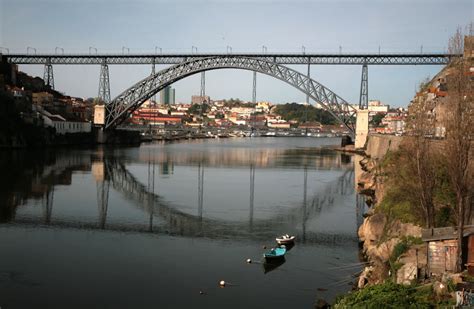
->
39, 108, 91, 134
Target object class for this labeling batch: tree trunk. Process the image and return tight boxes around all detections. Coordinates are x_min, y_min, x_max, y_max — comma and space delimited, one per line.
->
456, 194, 465, 272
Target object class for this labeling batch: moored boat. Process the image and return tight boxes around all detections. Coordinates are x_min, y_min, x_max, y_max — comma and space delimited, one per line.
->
263, 246, 286, 260
276, 234, 295, 245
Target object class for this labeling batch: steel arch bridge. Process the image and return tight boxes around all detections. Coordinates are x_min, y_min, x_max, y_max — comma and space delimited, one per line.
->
105, 56, 357, 132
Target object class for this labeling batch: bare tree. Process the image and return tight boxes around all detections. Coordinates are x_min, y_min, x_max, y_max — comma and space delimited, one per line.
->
444, 25, 474, 272
404, 80, 438, 228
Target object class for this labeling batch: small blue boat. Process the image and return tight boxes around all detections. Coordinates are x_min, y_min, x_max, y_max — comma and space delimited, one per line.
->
263, 246, 286, 260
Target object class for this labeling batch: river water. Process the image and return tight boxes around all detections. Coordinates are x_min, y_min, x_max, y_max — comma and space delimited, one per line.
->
0, 137, 366, 308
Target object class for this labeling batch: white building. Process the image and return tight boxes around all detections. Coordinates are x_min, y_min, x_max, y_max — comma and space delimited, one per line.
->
39, 108, 91, 134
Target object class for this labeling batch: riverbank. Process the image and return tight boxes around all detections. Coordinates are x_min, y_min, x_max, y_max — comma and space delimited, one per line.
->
332, 133, 473, 307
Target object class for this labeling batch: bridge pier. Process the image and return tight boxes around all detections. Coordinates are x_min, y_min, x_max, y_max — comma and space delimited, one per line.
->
43, 57, 54, 89
355, 109, 369, 149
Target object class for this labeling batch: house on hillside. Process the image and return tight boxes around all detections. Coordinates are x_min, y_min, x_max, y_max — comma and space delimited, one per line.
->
38, 108, 91, 134
422, 225, 474, 276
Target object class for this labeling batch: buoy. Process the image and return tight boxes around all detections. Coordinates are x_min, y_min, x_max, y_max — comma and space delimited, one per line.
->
246, 258, 252, 263
219, 280, 226, 287
199, 291, 204, 295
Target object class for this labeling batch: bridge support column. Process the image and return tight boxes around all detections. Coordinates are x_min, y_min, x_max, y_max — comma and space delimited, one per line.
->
359, 63, 368, 110
252, 71, 257, 103
98, 58, 111, 103
306, 60, 311, 104
200, 72, 205, 103
43, 57, 54, 89
151, 58, 156, 105
355, 109, 369, 149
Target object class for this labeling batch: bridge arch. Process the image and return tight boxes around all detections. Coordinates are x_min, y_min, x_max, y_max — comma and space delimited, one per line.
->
105, 56, 357, 132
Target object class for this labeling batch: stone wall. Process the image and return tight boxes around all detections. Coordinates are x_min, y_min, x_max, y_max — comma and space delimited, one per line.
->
364, 134, 403, 160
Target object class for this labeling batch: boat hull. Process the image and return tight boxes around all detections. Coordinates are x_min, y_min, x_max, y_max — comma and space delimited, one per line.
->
275, 236, 295, 245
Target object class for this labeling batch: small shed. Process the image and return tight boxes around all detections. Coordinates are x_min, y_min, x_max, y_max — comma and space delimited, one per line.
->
422, 225, 474, 276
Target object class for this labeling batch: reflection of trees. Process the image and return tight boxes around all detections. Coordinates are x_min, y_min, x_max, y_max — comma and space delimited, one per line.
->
0, 150, 93, 222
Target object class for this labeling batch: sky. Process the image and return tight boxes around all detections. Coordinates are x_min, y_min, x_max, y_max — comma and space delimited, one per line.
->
0, 0, 472, 107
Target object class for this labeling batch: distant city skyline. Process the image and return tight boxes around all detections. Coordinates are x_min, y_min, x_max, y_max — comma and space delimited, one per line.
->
1, 0, 472, 106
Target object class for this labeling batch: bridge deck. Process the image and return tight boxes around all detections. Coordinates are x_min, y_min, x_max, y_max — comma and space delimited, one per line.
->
4, 53, 456, 65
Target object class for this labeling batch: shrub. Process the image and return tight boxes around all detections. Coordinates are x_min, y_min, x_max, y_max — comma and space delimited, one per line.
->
333, 282, 433, 308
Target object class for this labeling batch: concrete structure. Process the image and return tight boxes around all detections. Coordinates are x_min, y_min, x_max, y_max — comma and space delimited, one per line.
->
355, 110, 369, 149
93, 105, 105, 125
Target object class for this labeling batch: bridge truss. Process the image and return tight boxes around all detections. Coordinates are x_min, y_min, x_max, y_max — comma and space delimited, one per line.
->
3, 52, 454, 126
4, 53, 453, 65
105, 56, 357, 131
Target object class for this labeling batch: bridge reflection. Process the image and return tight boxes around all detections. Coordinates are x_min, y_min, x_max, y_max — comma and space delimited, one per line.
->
0, 147, 365, 245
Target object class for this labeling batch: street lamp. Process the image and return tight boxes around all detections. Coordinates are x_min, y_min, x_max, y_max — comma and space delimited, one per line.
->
155, 46, 162, 54
262, 45, 267, 53
226, 46, 232, 54
122, 46, 130, 54
27, 46, 37, 54
89, 47, 97, 55
55, 47, 64, 54
302, 45, 306, 55
192, 46, 198, 54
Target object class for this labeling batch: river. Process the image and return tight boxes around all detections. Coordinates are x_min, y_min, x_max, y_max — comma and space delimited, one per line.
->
0, 137, 366, 308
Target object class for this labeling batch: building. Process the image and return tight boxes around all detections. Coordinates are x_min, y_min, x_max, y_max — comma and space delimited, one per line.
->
131, 108, 182, 125
422, 225, 474, 276
268, 122, 291, 129
191, 95, 210, 105
32, 92, 54, 106
40, 109, 91, 134
160, 86, 175, 105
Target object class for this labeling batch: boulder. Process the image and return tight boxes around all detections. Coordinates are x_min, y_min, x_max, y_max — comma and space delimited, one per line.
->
396, 262, 417, 285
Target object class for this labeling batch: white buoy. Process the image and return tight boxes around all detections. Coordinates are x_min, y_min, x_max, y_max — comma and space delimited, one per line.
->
219, 280, 226, 287
246, 258, 252, 263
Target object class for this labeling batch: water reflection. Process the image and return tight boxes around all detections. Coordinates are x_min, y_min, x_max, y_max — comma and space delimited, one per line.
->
0, 138, 370, 307
0, 139, 362, 245
263, 258, 286, 274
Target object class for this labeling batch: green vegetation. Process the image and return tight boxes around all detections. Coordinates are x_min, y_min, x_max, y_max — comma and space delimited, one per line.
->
333, 282, 439, 308
376, 145, 457, 228
222, 98, 255, 108
370, 112, 385, 127
388, 236, 423, 277
188, 103, 210, 115
273, 103, 337, 125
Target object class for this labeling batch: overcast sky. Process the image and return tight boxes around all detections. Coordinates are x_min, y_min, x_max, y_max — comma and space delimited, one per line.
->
1, 0, 472, 106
